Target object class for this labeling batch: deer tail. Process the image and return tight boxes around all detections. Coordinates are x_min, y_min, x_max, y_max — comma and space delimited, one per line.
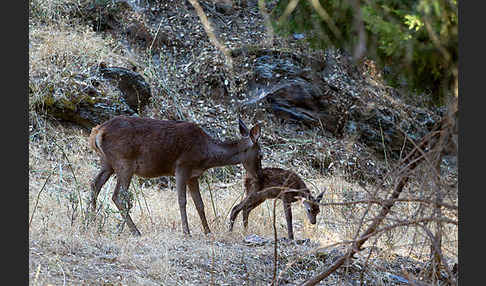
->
89, 124, 105, 158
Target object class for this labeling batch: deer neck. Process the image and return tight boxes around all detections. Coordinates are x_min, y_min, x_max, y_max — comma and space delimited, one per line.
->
205, 139, 245, 168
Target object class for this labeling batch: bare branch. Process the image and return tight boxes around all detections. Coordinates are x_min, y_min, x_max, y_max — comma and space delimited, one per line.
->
188, 0, 233, 69
300, 120, 444, 286
258, 0, 274, 46
308, 0, 342, 40
317, 198, 458, 211
278, 0, 301, 23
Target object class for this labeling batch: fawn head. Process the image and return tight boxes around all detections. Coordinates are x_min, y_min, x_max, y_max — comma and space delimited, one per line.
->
303, 191, 324, 224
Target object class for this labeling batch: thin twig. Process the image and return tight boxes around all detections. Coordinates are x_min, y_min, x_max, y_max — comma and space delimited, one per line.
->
29, 169, 54, 229
57, 260, 66, 286
188, 0, 233, 69
419, 224, 456, 284
258, 0, 274, 46
52, 139, 85, 220
140, 186, 154, 226
378, 118, 388, 166
272, 197, 278, 286
204, 175, 219, 222
149, 17, 164, 53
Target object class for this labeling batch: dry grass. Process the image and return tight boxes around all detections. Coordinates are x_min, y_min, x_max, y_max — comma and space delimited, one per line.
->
29, 21, 126, 111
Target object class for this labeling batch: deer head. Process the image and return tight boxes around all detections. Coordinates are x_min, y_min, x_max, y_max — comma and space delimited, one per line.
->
238, 118, 262, 180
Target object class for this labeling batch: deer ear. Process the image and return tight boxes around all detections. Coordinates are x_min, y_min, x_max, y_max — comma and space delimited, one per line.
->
250, 124, 260, 143
239, 118, 250, 137
316, 191, 325, 202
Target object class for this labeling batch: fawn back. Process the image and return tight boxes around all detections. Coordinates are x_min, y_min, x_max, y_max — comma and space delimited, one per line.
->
230, 167, 324, 239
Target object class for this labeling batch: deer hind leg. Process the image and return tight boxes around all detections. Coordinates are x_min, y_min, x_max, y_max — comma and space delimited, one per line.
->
242, 194, 266, 231
229, 199, 246, 231
187, 177, 211, 234
229, 193, 265, 232
283, 200, 294, 240
112, 166, 141, 236
90, 163, 114, 213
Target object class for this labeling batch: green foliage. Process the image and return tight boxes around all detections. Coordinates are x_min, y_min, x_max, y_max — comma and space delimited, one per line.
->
271, 0, 458, 106
272, 0, 355, 51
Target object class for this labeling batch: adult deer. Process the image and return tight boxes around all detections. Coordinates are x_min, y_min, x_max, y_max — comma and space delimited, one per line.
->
89, 115, 262, 236
229, 167, 324, 240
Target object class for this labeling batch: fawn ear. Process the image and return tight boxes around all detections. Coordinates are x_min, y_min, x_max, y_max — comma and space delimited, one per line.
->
239, 118, 250, 137
250, 124, 260, 143
316, 191, 325, 202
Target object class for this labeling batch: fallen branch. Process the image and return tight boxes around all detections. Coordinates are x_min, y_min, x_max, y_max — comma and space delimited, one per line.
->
317, 197, 457, 211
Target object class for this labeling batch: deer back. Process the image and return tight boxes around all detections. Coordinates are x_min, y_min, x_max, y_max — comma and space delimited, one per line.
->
90, 116, 262, 179
244, 167, 323, 223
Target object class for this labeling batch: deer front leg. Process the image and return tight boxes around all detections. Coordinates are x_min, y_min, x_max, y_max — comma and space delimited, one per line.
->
187, 177, 211, 234
176, 169, 191, 236
283, 200, 294, 240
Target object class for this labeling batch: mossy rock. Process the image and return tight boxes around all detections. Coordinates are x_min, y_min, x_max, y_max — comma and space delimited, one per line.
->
33, 84, 134, 129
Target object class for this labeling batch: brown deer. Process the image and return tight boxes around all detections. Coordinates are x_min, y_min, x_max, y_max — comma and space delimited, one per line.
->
89, 115, 262, 236
229, 167, 324, 240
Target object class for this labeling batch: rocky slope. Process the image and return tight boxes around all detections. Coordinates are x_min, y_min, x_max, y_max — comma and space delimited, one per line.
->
30, 0, 448, 185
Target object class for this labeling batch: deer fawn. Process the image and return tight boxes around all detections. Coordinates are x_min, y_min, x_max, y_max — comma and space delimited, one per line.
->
229, 167, 324, 240
89, 115, 262, 236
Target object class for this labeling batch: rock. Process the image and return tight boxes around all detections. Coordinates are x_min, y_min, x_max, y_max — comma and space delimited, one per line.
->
99, 63, 152, 112
214, 0, 233, 14
32, 82, 134, 130
293, 33, 306, 40
239, 48, 440, 160
125, 21, 154, 48
244, 234, 269, 246
32, 62, 152, 129
125, 20, 183, 51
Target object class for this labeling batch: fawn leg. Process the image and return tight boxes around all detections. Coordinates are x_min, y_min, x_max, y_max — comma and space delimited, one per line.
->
230, 193, 266, 232
242, 194, 266, 230
229, 200, 246, 231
